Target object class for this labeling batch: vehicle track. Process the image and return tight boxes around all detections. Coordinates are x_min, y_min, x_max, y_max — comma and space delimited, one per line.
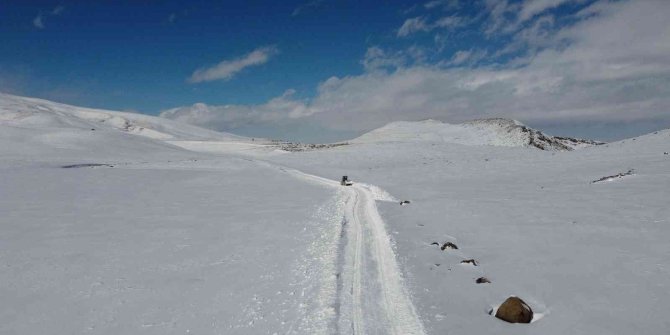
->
104, 154, 425, 334
269, 164, 426, 335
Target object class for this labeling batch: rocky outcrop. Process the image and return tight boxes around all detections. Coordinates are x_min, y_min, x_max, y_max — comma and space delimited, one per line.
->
465, 118, 604, 151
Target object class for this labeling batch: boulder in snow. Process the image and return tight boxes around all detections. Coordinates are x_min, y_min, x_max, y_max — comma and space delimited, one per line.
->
494, 296, 533, 323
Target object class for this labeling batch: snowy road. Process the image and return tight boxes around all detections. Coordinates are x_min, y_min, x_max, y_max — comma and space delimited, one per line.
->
265, 163, 426, 334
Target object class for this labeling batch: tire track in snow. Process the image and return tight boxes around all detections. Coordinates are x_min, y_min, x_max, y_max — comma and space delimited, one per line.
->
259, 161, 425, 335
116, 156, 424, 334
348, 191, 365, 334
353, 183, 424, 335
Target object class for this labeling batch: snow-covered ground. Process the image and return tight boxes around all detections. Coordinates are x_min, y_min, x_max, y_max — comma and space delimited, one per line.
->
1, 94, 669, 334
267, 126, 670, 335
0, 95, 345, 334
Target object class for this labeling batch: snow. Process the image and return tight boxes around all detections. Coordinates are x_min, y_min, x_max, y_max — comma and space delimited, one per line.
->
166, 140, 283, 156
0, 93, 245, 141
352, 119, 528, 146
357, 183, 399, 203
266, 129, 670, 335
0, 160, 340, 334
0, 95, 339, 334
2, 93, 670, 334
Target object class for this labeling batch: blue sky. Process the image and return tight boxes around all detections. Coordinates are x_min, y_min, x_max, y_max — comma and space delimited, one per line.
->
2, 0, 670, 141
1, 1, 434, 110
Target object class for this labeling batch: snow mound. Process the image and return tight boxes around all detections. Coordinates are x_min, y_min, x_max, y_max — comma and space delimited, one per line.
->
0, 93, 245, 142
353, 118, 603, 151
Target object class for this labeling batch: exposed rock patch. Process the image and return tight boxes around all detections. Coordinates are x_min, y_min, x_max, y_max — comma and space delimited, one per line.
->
475, 277, 491, 284
591, 169, 635, 183
279, 142, 349, 152
62, 163, 114, 169
441, 242, 458, 250
461, 259, 477, 266
466, 118, 605, 151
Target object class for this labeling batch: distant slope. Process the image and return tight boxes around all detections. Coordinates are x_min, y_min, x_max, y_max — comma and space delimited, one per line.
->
0, 93, 245, 142
0, 93, 249, 161
353, 118, 603, 151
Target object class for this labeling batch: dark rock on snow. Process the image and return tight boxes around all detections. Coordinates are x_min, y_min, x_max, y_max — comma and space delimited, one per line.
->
591, 169, 635, 183
476, 277, 491, 284
494, 296, 533, 324
441, 242, 458, 250
461, 259, 477, 266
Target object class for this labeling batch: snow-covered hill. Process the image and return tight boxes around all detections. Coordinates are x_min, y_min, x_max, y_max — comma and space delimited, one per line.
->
0, 93, 244, 141
353, 118, 602, 150
0, 93, 254, 161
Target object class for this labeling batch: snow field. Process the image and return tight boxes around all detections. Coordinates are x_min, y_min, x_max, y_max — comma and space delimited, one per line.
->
2, 93, 669, 334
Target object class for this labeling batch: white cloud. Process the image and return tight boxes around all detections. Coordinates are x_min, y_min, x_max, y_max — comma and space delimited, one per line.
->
165, 0, 670, 140
160, 89, 311, 129
361, 46, 431, 71
188, 46, 278, 83
313, 0, 670, 131
397, 15, 468, 37
32, 15, 44, 29
434, 15, 466, 29
518, 0, 572, 24
483, 0, 519, 35
32, 6, 64, 30
361, 47, 406, 71
447, 49, 488, 66
397, 17, 430, 37
449, 50, 471, 65
484, 0, 573, 35
494, 14, 556, 57
51, 6, 64, 15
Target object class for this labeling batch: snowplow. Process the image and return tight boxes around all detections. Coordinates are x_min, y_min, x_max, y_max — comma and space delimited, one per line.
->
341, 175, 353, 186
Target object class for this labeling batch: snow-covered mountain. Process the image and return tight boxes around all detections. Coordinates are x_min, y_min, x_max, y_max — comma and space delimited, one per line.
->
353, 118, 602, 150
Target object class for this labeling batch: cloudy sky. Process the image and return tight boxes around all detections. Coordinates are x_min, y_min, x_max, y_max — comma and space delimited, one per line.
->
2, 0, 670, 141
